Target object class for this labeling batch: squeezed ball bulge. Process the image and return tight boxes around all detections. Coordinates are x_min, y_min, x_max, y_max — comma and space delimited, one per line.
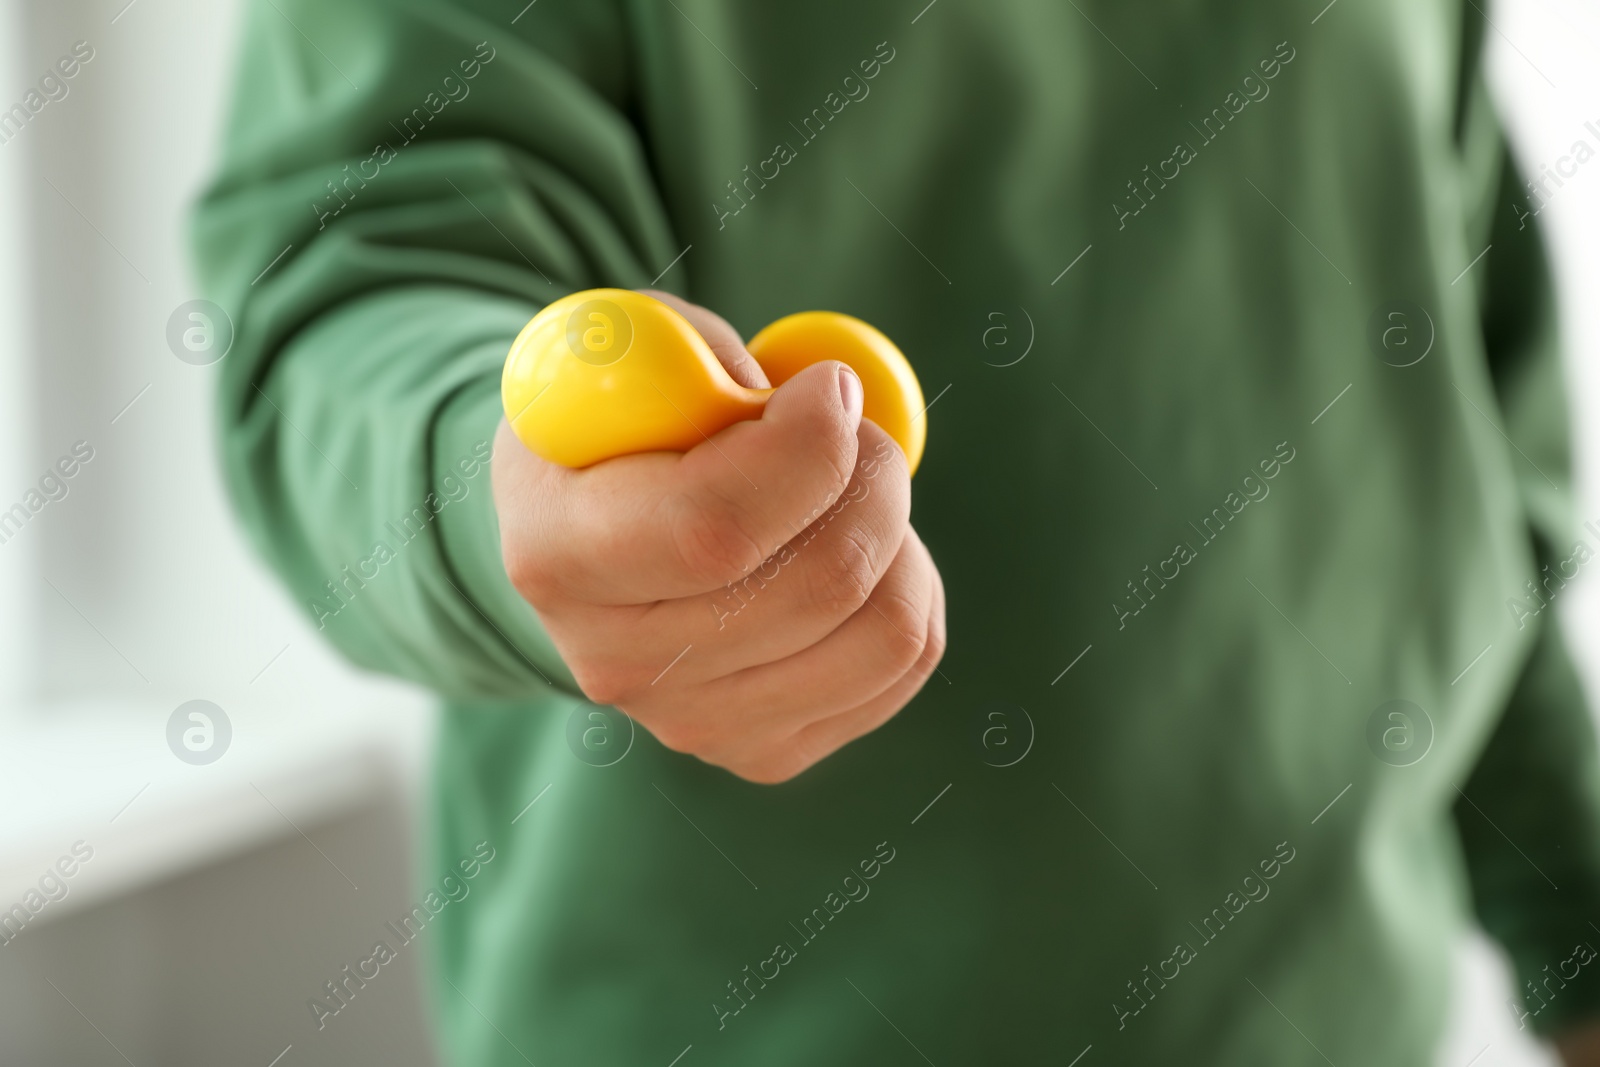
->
501, 289, 762, 469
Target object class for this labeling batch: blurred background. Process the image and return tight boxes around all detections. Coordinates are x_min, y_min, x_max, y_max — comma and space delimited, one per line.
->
0, 0, 1593, 1064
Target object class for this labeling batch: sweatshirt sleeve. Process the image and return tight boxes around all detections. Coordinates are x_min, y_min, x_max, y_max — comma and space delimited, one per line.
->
1449, 132, 1600, 1038
191, 0, 679, 699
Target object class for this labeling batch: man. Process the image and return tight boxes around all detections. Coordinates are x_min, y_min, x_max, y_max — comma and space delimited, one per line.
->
194, 0, 1600, 1062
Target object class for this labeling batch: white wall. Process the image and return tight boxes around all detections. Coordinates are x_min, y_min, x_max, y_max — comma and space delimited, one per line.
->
1500, 0, 1600, 677
0, 3, 438, 1063
11, 0, 429, 723
0, 0, 37, 707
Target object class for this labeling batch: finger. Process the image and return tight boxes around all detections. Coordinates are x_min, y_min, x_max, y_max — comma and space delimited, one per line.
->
638, 290, 770, 388
540, 420, 910, 691
783, 540, 946, 775
504, 360, 865, 606
644, 527, 939, 768
711, 529, 944, 782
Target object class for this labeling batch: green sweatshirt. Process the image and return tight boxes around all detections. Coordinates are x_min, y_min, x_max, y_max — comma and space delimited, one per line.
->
193, 1, 1600, 1063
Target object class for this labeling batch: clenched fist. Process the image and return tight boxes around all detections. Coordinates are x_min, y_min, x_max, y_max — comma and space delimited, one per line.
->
492, 291, 946, 783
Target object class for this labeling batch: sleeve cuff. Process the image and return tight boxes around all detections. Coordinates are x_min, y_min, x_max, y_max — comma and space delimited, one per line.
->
432, 348, 583, 699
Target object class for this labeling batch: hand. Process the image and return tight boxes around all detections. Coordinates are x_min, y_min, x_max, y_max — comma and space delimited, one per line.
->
492, 291, 946, 783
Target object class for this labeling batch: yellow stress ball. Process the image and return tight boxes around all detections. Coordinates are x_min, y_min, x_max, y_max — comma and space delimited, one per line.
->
501, 289, 927, 474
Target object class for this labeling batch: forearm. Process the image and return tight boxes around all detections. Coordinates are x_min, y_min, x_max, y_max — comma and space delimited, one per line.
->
231, 285, 575, 698
192, 0, 682, 694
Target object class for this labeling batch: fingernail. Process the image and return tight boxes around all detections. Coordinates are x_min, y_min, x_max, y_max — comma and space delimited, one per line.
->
838, 365, 863, 431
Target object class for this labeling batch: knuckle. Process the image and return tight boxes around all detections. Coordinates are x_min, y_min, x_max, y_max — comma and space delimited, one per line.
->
670, 493, 768, 586
568, 658, 637, 708
921, 615, 948, 671
502, 545, 558, 605
854, 424, 910, 487
874, 584, 931, 674
805, 526, 879, 617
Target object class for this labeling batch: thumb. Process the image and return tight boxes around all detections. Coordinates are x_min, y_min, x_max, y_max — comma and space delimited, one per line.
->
684, 359, 866, 529
758, 358, 865, 448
